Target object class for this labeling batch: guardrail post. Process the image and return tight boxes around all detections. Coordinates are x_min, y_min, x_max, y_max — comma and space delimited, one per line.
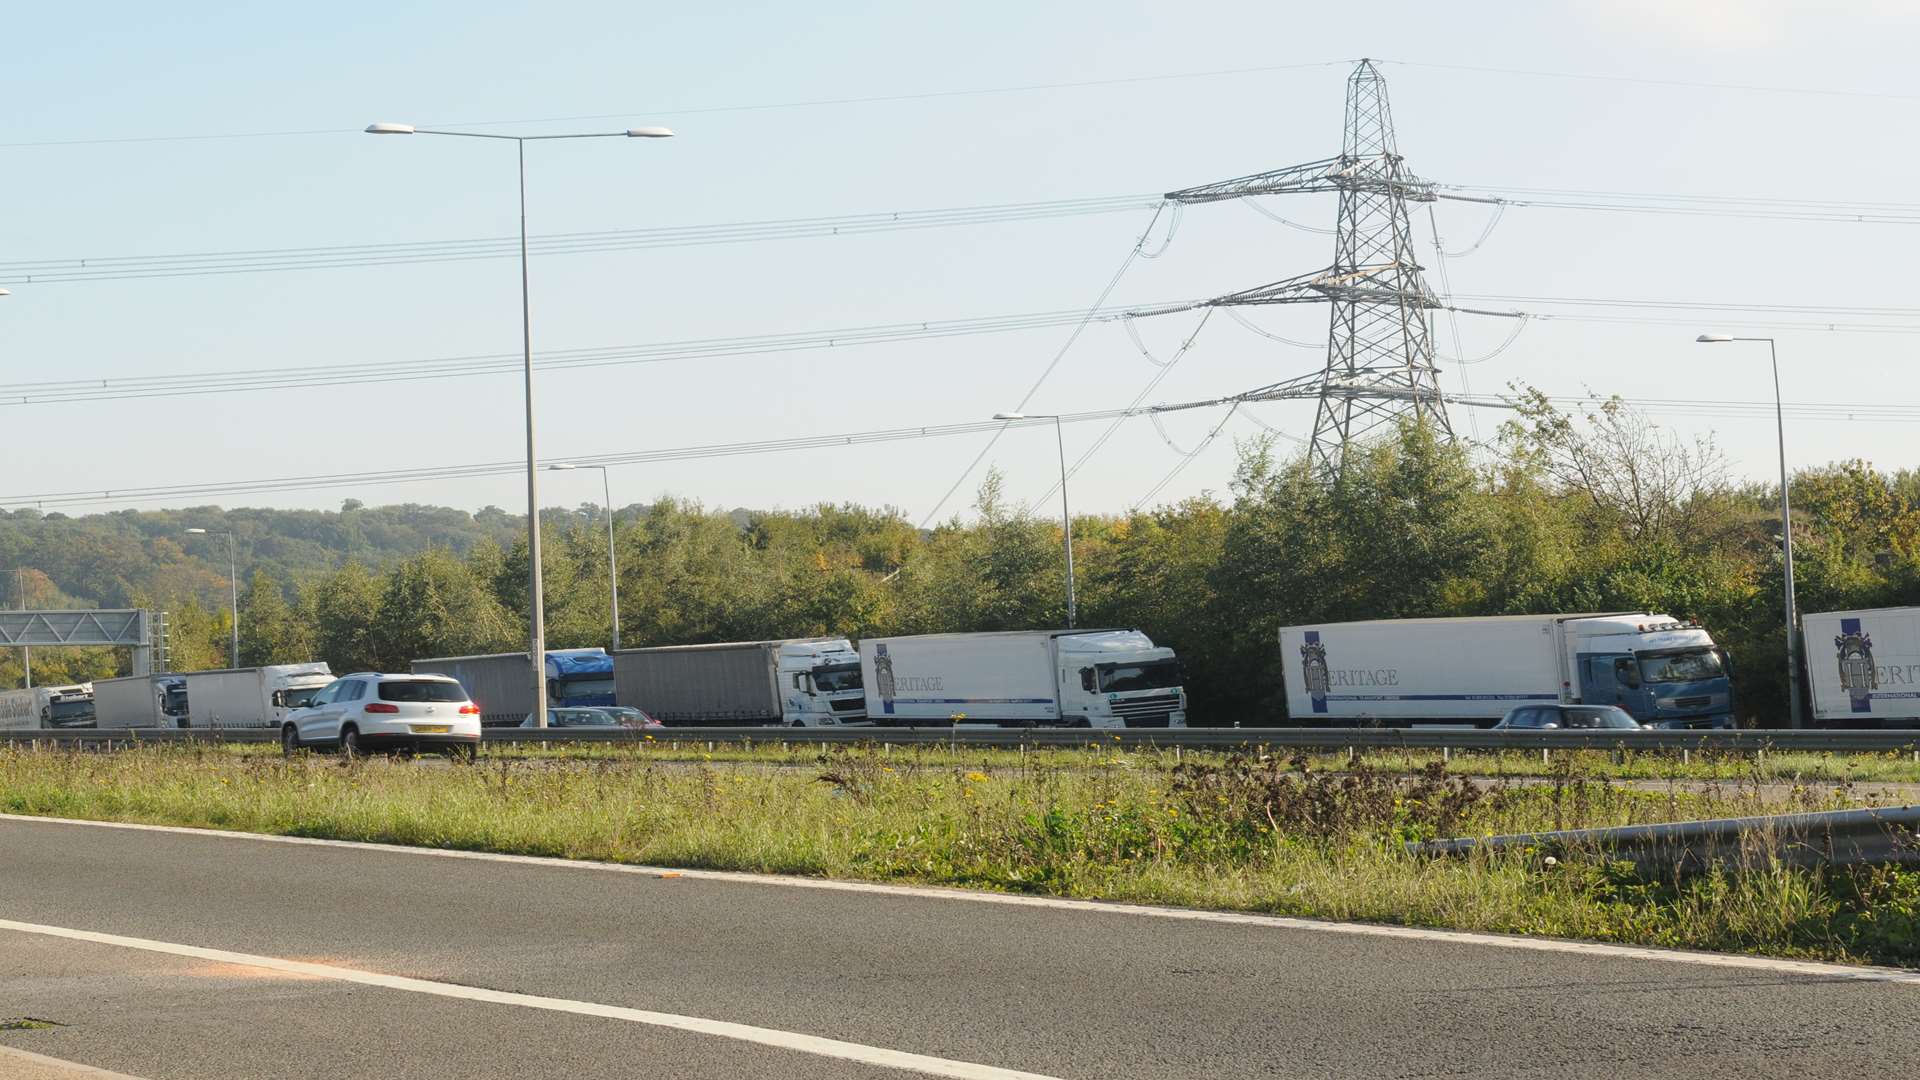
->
1682, 748, 1690, 766
1442, 746, 1450, 764
1541, 747, 1550, 766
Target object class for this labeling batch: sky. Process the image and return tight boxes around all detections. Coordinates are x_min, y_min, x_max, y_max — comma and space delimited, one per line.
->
4, 0, 1919, 524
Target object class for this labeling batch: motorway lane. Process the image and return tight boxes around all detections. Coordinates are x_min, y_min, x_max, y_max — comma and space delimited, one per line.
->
1, 817, 1916, 1079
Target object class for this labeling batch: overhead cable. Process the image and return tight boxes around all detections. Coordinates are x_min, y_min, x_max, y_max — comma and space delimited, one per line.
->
915, 202, 1170, 528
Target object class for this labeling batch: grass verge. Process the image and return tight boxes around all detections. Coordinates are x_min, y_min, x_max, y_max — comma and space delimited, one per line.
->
3, 745, 1916, 967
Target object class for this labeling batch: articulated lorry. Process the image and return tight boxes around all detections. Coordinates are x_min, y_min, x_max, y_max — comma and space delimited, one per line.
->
1278, 614, 1735, 728
859, 629, 1187, 729
1805, 607, 1920, 728
612, 638, 865, 726
0, 684, 96, 730
412, 648, 615, 727
93, 674, 190, 728
182, 664, 334, 729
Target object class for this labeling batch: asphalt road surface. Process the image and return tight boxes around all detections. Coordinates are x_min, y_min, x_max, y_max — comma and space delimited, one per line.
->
2, 816, 1916, 1079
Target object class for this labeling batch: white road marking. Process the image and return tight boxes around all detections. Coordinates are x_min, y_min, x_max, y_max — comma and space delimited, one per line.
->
7, 812, 1920, 985
0, 1043, 151, 1080
0, 917, 1059, 1080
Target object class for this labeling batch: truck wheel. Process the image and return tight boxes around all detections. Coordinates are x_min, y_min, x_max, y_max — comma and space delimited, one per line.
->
281, 725, 300, 757
339, 726, 361, 758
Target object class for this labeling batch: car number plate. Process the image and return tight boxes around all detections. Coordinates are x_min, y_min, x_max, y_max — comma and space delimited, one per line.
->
411, 724, 452, 734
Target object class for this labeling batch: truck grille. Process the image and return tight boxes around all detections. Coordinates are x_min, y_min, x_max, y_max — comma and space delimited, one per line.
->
829, 697, 865, 713
1111, 693, 1181, 728
1674, 696, 1712, 709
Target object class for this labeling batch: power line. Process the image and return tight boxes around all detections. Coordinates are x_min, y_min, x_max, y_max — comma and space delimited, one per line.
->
0, 194, 1160, 285
12, 288, 1920, 410
0, 61, 1351, 150
0, 302, 1186, 407
915, 203, 1173, 528
1379, 59, 1920, 104
7, 390, 1913, 512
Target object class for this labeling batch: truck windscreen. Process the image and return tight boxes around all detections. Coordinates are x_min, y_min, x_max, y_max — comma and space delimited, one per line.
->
48, 700, 96, 726
812, 665, 862, 693
557, 677, 616, 699
1099, 661, 1181, 693
277, 687, 325, 709
1639, 649, 1724, 684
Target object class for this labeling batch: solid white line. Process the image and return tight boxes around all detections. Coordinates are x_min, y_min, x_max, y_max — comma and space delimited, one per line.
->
6, 812, 1920, 986
0, 1043, 151, 1080
0, 917, 1059, 1080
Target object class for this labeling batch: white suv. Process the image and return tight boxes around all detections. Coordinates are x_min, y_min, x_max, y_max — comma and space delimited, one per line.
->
282, 673, 481, 760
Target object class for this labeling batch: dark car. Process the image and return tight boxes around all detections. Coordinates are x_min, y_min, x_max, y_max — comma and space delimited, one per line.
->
519, 707, 626, 729
1494, 704, 1647, 731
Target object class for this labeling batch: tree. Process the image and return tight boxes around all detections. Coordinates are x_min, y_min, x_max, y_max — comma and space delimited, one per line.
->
309, 563, 382, 674
369, 548, 516, 669
238, 570, 313, 666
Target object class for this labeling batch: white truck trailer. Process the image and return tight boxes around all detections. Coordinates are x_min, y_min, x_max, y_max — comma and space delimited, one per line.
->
92, 674, 189, 728
1278, 614, 1735, 728
0, 684, 97, 730
180, 664, 334, 729
1805, 607, 1920, 728
612, 638, 865, 726
858, 629, 1187, 729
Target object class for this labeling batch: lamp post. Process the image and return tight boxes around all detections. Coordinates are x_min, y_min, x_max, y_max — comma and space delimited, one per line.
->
14, 568, 31, 689
1696, 334, 1801, 728
186, 528, 240, 668
367, 121, 672, 725
547, 463, 622, 651
992, 412, 1076, 628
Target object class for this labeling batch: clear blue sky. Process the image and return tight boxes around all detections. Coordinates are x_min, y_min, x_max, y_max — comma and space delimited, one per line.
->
5, 1, 1917, 521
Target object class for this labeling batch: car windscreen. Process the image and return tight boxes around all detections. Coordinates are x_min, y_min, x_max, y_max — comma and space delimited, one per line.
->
1639, 649, 1724, 685
377, 680, 469, 703
556, 710, 619, 726
1098, 661, 1181, 693
1562, 707, 1640, 729
812, 664, 862, 693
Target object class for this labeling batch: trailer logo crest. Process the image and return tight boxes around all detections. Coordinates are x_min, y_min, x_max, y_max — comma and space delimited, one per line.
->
874, 643, 897, 715
1836, 618, 1876, 714
1301, 631, 1329, 714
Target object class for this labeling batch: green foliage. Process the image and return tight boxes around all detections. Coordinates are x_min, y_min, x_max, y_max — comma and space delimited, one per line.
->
8, 394, 1920, 725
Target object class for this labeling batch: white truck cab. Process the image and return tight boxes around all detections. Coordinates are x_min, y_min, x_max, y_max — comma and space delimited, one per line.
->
778, 638, 867, 725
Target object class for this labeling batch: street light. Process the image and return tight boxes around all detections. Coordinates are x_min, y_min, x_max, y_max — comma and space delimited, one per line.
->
1696, 333, 1801, 728
368, 121, 673, 726
993, 412, 1077, 628
186, 528, 240, 668
546, 463, 622, 651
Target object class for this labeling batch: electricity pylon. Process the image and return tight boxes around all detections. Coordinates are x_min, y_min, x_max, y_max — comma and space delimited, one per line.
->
1164, 58, 1451, 476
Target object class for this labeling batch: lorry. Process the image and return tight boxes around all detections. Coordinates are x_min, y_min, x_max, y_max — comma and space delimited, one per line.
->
412, 648, 615, 727
1804, 607, 1920, 729
612, 638, 865, 726
858, 629, 1187, 729
1278, 613, 1735, 728
92, 674, 190, 728
0, 683, 97, 730
181, 664, 334, 729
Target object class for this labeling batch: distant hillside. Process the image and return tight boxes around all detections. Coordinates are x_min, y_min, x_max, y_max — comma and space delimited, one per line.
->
0, 502, 535, 612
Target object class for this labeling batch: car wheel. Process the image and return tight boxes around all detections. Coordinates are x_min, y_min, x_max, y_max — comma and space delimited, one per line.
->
281, 724, 300, 757
444, 743, 476, 764
339, 725, 360, 758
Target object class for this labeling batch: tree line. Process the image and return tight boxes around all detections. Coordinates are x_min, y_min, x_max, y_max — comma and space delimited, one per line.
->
6, 391, 1918, 725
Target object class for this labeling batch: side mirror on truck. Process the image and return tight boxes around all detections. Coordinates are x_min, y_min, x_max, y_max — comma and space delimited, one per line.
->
1079, 668, 1096, 692
1614, 658, 1641, 690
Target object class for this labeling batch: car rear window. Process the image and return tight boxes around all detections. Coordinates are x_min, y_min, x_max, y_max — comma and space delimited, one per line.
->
377, 680, 469, 703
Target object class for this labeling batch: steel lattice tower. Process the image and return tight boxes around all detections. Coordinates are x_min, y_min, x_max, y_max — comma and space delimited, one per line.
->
1164, 59, 1451, 475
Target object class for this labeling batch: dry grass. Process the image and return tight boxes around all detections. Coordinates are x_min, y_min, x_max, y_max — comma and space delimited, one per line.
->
2, 744, 1915, 967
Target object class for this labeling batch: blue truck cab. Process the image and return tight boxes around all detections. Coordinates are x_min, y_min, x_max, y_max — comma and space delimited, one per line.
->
545, 649, 616, 709
1568, 617, 1734, 729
